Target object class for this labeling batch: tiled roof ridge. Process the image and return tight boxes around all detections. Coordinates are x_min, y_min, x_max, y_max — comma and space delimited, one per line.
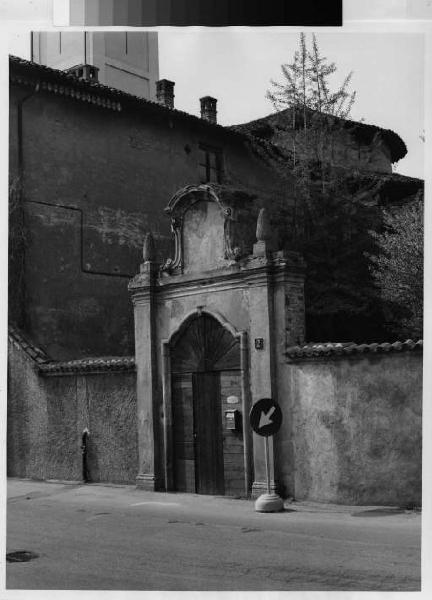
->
8, 324, 50, 364
232, 107, 407, 163
286, 339, 423, 360
39, 356, 136, 375
242, 130, 289, 166
8, 323, 135, 374
233, 106, 401, 141
367, 171, 424, 185
9, 55, 243, 138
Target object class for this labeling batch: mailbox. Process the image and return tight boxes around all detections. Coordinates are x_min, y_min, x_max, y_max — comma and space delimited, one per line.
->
225, 409, 241, 431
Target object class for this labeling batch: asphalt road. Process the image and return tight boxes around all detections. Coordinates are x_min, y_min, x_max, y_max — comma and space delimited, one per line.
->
6, 479, 421, 591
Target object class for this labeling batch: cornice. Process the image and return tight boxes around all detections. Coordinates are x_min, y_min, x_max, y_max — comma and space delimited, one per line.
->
10, 71, 122, 112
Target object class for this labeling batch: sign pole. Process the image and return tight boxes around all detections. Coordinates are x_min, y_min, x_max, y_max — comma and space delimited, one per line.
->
264, 436, 271, 495
249, 397, 284, 513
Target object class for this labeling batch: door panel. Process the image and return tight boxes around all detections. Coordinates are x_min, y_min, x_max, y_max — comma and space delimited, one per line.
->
193, 372, 225, 495
172, 373, 195, 492
220, 370, 245, 496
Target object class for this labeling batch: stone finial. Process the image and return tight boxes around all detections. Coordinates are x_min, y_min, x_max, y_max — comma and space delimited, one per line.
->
143, 232, 156, 262
256, 208, 272, 242
253, 208, 274, 257
200, 96, 217, 124
156, 79, 175, 109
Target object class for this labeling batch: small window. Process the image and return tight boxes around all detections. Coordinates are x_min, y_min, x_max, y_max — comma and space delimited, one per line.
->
198, 144, 223, 184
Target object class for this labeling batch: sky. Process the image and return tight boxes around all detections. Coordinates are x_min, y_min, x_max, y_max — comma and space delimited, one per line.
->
8, 29, 425, 179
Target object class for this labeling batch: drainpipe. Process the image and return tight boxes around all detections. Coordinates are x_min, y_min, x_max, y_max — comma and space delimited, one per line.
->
17, 81, 40, 180
81, 428, 90, 483
13, 81, 40, 329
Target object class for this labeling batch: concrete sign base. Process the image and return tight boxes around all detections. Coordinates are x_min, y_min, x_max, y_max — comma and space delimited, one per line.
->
254, 493, 284, 513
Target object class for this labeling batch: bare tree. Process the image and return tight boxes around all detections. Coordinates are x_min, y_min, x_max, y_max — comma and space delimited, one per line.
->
369, 195, 423, 339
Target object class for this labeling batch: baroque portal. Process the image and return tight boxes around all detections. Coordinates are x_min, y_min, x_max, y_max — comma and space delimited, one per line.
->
129, 184, 305, 497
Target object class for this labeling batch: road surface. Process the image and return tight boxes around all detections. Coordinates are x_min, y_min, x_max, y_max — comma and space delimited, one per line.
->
6, 479, 421, 591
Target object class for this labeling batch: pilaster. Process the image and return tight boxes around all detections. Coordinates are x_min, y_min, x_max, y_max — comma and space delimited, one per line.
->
248, 245, 305, 499
129, 258, 159, 490
248, 256, 280, 497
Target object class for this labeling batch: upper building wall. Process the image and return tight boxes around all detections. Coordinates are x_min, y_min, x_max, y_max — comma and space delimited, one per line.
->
233, 109, 408, 175
31, 31, 159, 100
9, 57, 289, 360
270, 126, 393, 174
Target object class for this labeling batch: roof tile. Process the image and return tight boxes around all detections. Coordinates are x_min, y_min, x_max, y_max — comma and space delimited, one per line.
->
39, 356, 136, 375
9, 324, 135, 374
9, 55, 243, 139
286, 340, 422, 360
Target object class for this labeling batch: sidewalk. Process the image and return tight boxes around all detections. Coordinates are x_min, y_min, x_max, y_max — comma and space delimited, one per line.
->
7, 477, 421, 517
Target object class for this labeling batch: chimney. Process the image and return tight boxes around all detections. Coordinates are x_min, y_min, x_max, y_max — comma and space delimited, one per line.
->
200, 96, 217, 124
66, 64, 99, 82
156, 79, 175, 109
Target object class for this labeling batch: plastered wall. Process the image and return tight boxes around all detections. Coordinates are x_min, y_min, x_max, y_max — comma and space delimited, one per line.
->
277, 352, 422, 505
7, 339, 138, 484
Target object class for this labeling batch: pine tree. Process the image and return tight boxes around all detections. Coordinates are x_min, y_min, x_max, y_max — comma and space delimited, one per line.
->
267, 34, 389, 342
267, 33, 356, 118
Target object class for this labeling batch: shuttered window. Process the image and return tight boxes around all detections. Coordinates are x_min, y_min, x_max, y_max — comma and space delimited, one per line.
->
198, 144, 223, 184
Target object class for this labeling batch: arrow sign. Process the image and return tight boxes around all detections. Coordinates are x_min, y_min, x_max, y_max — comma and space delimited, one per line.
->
258, 406, 275, 429
249, 398, 282, 437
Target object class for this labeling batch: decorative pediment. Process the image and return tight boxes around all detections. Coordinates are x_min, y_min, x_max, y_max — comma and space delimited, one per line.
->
162, 185, 243, 274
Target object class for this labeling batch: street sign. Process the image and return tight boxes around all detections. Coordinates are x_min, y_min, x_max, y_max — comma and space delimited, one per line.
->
249, 398, 282, 437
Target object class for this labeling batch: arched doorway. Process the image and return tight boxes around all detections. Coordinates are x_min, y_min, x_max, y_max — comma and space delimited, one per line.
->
169, 313, 245, 496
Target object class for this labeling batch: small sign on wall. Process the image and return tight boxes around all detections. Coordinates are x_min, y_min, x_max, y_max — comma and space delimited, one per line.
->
227, 395, 239, 404
255, 338, 264, 350
225, 409, 241, 431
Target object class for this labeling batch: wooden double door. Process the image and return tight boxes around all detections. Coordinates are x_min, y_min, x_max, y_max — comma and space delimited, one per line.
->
170, 314, 244, 496
172, 371, 225, 495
